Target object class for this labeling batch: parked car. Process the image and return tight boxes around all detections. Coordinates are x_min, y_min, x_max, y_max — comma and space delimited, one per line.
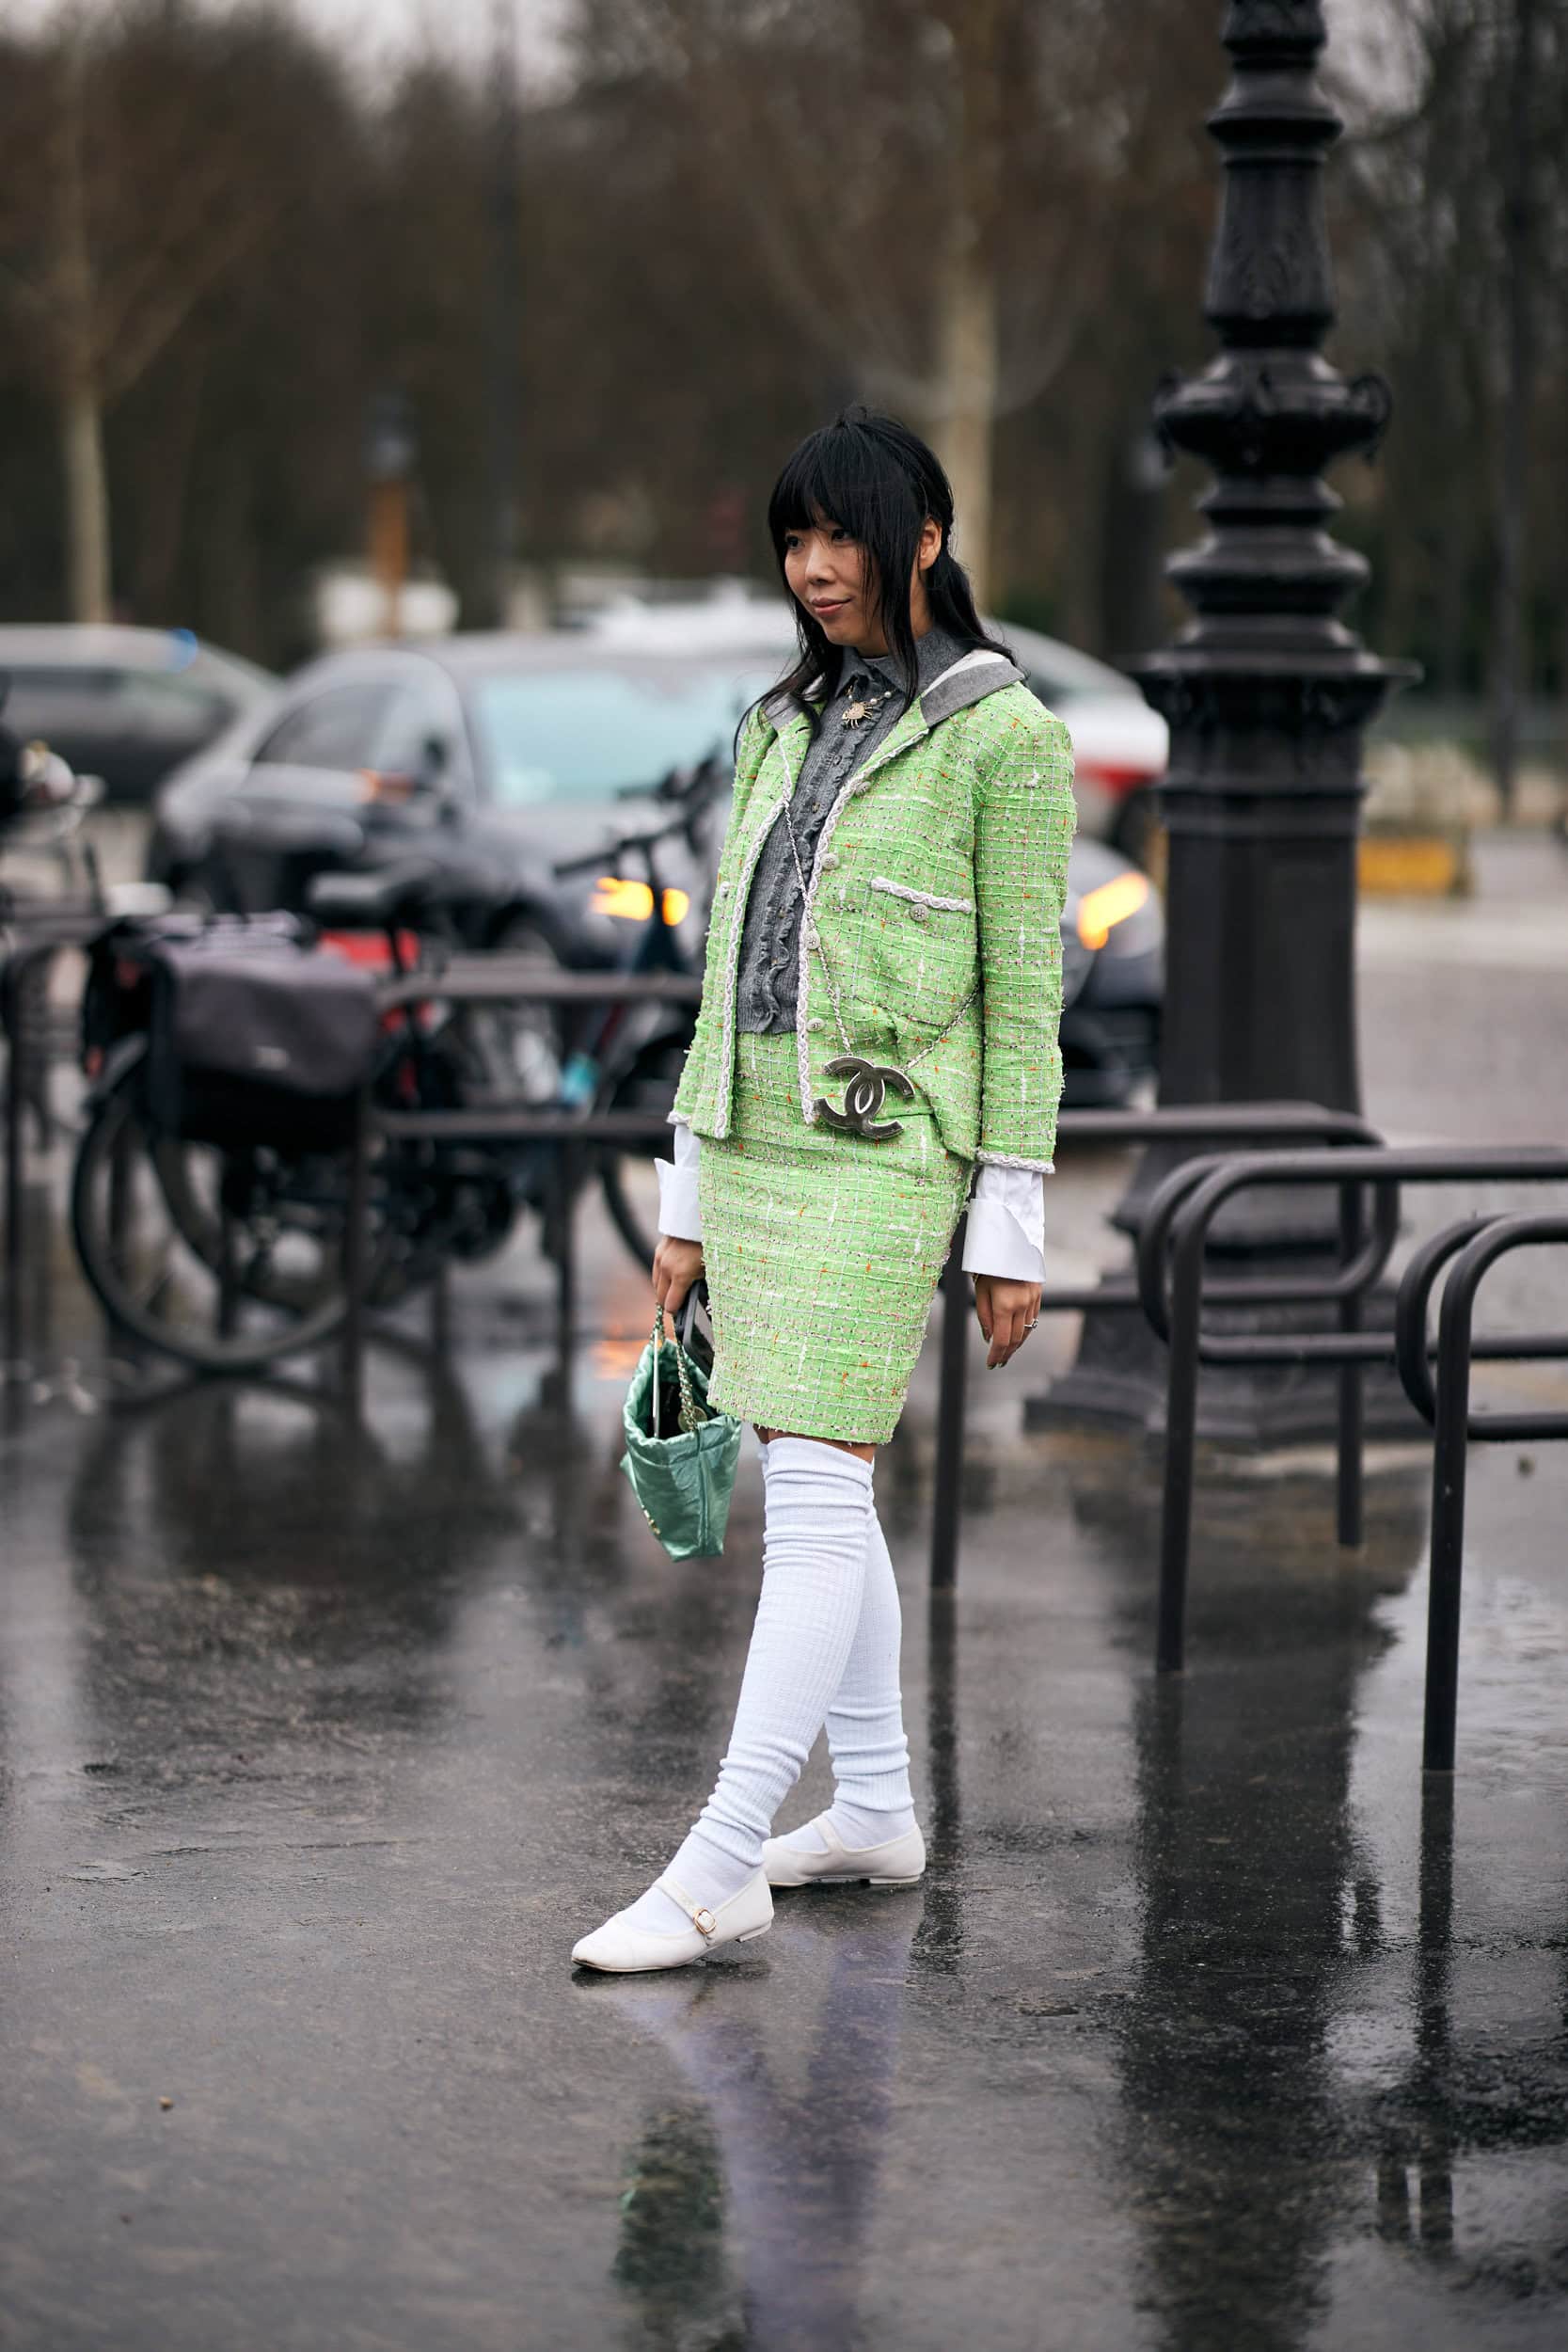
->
584, 586, 1169, 862
147, 637, 764, 970
148, 629, 1162, 1104
0, 626, 277, 804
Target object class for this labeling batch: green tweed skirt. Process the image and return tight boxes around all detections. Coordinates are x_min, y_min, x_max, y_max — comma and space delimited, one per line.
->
698, 1032, 970, 1445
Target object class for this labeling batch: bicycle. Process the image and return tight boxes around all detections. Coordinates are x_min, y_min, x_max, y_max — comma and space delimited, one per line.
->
71, 878, 522, 1372
68, 765, 721, 1374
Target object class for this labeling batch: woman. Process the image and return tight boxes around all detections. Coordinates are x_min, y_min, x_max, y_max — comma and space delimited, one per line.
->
573, 408, 1075, 1974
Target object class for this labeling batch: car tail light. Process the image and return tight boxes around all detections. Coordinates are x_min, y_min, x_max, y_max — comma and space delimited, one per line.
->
592, 876, 655, 921
1076, 872, 1151, 949
590, 877, 689, 925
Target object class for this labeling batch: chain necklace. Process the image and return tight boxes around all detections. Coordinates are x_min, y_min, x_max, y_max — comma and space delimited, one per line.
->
777, 779, 975, 1144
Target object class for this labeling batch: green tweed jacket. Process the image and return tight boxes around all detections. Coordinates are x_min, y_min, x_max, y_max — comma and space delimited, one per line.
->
673, 648, 1077, 1171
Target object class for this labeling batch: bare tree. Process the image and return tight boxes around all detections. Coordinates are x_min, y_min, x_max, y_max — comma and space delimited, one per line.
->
1489, 0, 1553, 810
0, 0, 1557, 702
572, 0, 1108, 602
1338, 0, 1568, 762
0, 3, 284, 620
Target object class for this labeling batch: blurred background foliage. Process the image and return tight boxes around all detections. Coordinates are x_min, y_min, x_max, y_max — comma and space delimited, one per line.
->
0, 0, 1562, 729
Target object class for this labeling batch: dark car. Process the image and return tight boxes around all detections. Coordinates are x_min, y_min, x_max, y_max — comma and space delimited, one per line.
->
0, 626, 277, 804
149, 632, 1162, 1101
148, 636, 767, 969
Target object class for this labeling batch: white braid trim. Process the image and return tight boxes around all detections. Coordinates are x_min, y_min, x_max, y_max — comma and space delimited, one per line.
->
714, 736, 796, 1139
793, 757, 871, 1120
793, 705, 959, 1116
868, 877, 975, 914
974, 1150, 1056, 1174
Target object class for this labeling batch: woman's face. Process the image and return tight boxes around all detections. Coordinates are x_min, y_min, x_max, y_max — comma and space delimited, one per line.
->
782, 513, 941, 655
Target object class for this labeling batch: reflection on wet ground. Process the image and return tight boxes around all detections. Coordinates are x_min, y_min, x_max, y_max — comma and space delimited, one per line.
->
3, 1190, 1568, 2351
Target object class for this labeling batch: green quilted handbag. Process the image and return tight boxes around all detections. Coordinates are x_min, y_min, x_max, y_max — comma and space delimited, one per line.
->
621, 1299, 743, 1560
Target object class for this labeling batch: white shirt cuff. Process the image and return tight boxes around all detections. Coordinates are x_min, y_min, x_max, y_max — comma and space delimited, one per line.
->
655, 1119, 704, 1243
960, 1163, 1044, 1282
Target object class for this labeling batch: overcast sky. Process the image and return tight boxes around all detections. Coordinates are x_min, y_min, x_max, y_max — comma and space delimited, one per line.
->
275, 0, 1405, 99
11, 0, 1412, 106
11, 0, 575, 88
283, 0, 573, 86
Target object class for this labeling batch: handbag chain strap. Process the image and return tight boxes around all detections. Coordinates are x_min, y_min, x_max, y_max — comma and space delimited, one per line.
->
650, 1302, 709, 1438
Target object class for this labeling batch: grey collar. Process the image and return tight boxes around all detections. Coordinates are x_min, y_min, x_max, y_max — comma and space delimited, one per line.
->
852, 626, 967, 696
763, 632, 1022, 732
918, 646, 1023, 729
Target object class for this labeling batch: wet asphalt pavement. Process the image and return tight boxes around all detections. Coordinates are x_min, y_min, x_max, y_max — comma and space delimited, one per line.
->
5, 834, 1568, 2350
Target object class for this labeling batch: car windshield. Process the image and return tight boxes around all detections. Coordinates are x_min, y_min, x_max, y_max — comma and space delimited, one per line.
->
470, 666, 770, 804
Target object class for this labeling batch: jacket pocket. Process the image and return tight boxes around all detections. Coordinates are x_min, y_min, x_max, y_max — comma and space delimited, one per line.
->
867, 876, 975, 915
857, 876, 978, 1047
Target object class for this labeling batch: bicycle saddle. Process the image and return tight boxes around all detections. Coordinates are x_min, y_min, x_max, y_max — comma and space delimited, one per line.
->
305, 861, 444, 930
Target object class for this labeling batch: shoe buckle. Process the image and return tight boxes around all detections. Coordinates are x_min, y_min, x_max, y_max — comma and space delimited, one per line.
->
692, 1905, 718, 1938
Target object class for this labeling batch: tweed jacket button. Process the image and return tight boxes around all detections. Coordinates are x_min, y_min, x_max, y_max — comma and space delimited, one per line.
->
908, 901, 929, 923
805, 926, 820, 949
820, 852, 839, 871
807, 1016, 826, 1033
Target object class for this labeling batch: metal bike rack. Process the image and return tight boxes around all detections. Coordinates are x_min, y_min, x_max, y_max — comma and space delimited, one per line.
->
1394, 1211, 1568, 1772
29, 914, 1567, 1771
341, 961, 704, 1404
927, 1102, 1384, 1593
351, 994, 1383, 1574
1137, 1147, 1568, 1679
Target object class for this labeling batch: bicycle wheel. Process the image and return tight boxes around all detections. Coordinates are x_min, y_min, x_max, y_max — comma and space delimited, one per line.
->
597, 1033, 685, 1273
71, 1041, 376, 1371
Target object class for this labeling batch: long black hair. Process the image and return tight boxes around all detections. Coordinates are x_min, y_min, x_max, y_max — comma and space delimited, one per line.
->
757, 406, 1010, 735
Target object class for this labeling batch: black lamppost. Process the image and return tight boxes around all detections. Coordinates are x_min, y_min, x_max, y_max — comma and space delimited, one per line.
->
1041, 0, 1417, 1443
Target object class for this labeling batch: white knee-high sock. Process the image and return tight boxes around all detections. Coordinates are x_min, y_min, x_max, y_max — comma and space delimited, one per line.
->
778, 1506, 918, 1855
620, 1436, 875, 1935
826, 1507, 918, 1837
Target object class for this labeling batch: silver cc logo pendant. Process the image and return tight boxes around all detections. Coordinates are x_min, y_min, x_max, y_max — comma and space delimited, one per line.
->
815, 1054, 915, 1142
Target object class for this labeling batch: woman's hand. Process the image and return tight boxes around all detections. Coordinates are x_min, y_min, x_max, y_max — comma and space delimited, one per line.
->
974, 1274, 1040, 1370
653, 1235, 705, 1316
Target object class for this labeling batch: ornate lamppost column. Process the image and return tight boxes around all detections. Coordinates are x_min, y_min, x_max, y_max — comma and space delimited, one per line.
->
1041, 0, 1417, 1443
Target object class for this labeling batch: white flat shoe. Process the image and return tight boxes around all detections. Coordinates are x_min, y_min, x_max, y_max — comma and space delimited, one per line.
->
761, 1816, 926, 1888
571, 1868, 773, 1974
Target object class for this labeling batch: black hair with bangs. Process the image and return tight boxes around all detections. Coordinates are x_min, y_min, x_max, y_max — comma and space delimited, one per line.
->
758, 405, 1010, 735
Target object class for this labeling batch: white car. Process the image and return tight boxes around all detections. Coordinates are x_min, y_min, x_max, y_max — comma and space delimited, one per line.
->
582, 584, 1168, 861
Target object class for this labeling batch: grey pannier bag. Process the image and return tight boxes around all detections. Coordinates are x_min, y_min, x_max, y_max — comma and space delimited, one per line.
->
144, 925, 382, 1153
